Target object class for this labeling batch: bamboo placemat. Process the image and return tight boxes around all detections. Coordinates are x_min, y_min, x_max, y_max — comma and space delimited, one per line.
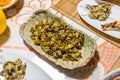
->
52, 0, 120, 48
111, 56, 120, 71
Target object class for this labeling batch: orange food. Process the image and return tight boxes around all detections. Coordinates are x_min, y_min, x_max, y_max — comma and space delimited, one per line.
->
0, 0, 11, 7
0, 8, 6, 35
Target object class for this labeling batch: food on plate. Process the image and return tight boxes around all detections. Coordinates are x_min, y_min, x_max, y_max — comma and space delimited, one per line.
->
30, 20, 84, 61
20, 10, 96, 69
86, 3, 112, 21
0, 0, 11, 7
0, 59, 26, 80
102, 21, 120, 31
0, 0, 19, 10
0, 8, 6, 35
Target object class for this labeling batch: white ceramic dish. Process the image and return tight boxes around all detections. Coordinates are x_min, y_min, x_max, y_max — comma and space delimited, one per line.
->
104, 68, 120, 80
20, 9, 96, 69
77, 0, 120, 39
0, 51, 52, 80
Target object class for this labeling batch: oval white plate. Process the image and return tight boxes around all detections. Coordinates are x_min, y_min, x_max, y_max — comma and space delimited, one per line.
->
77, 0, 120, 39
0, 51, 52, 80
104, 68, 120, 80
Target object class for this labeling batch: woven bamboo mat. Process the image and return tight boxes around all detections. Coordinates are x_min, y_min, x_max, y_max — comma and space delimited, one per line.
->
111, 57, 120, 71
52, 0, 120, 48
52, 0, 120, 72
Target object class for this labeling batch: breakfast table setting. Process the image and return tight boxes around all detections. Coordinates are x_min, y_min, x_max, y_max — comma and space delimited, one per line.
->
0, 0, 120, 80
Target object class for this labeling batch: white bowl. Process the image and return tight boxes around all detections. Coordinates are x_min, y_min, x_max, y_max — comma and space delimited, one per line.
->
0, 50, 52, 80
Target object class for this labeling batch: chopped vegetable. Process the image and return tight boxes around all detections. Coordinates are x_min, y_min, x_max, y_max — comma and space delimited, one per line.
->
86, 3, 112, 21
30, 19, 84, 61
0, 59, 26, 80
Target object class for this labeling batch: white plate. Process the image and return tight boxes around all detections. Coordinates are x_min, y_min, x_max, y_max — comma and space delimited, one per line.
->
0, 51, 52, 80
77, 0, 120, 39
104, 68, 120, 80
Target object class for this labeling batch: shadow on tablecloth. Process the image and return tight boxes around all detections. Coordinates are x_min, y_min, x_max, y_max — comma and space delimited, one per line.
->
27, 43, 99, 79
0, 26, 10, 45
52, 50, 99, 79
